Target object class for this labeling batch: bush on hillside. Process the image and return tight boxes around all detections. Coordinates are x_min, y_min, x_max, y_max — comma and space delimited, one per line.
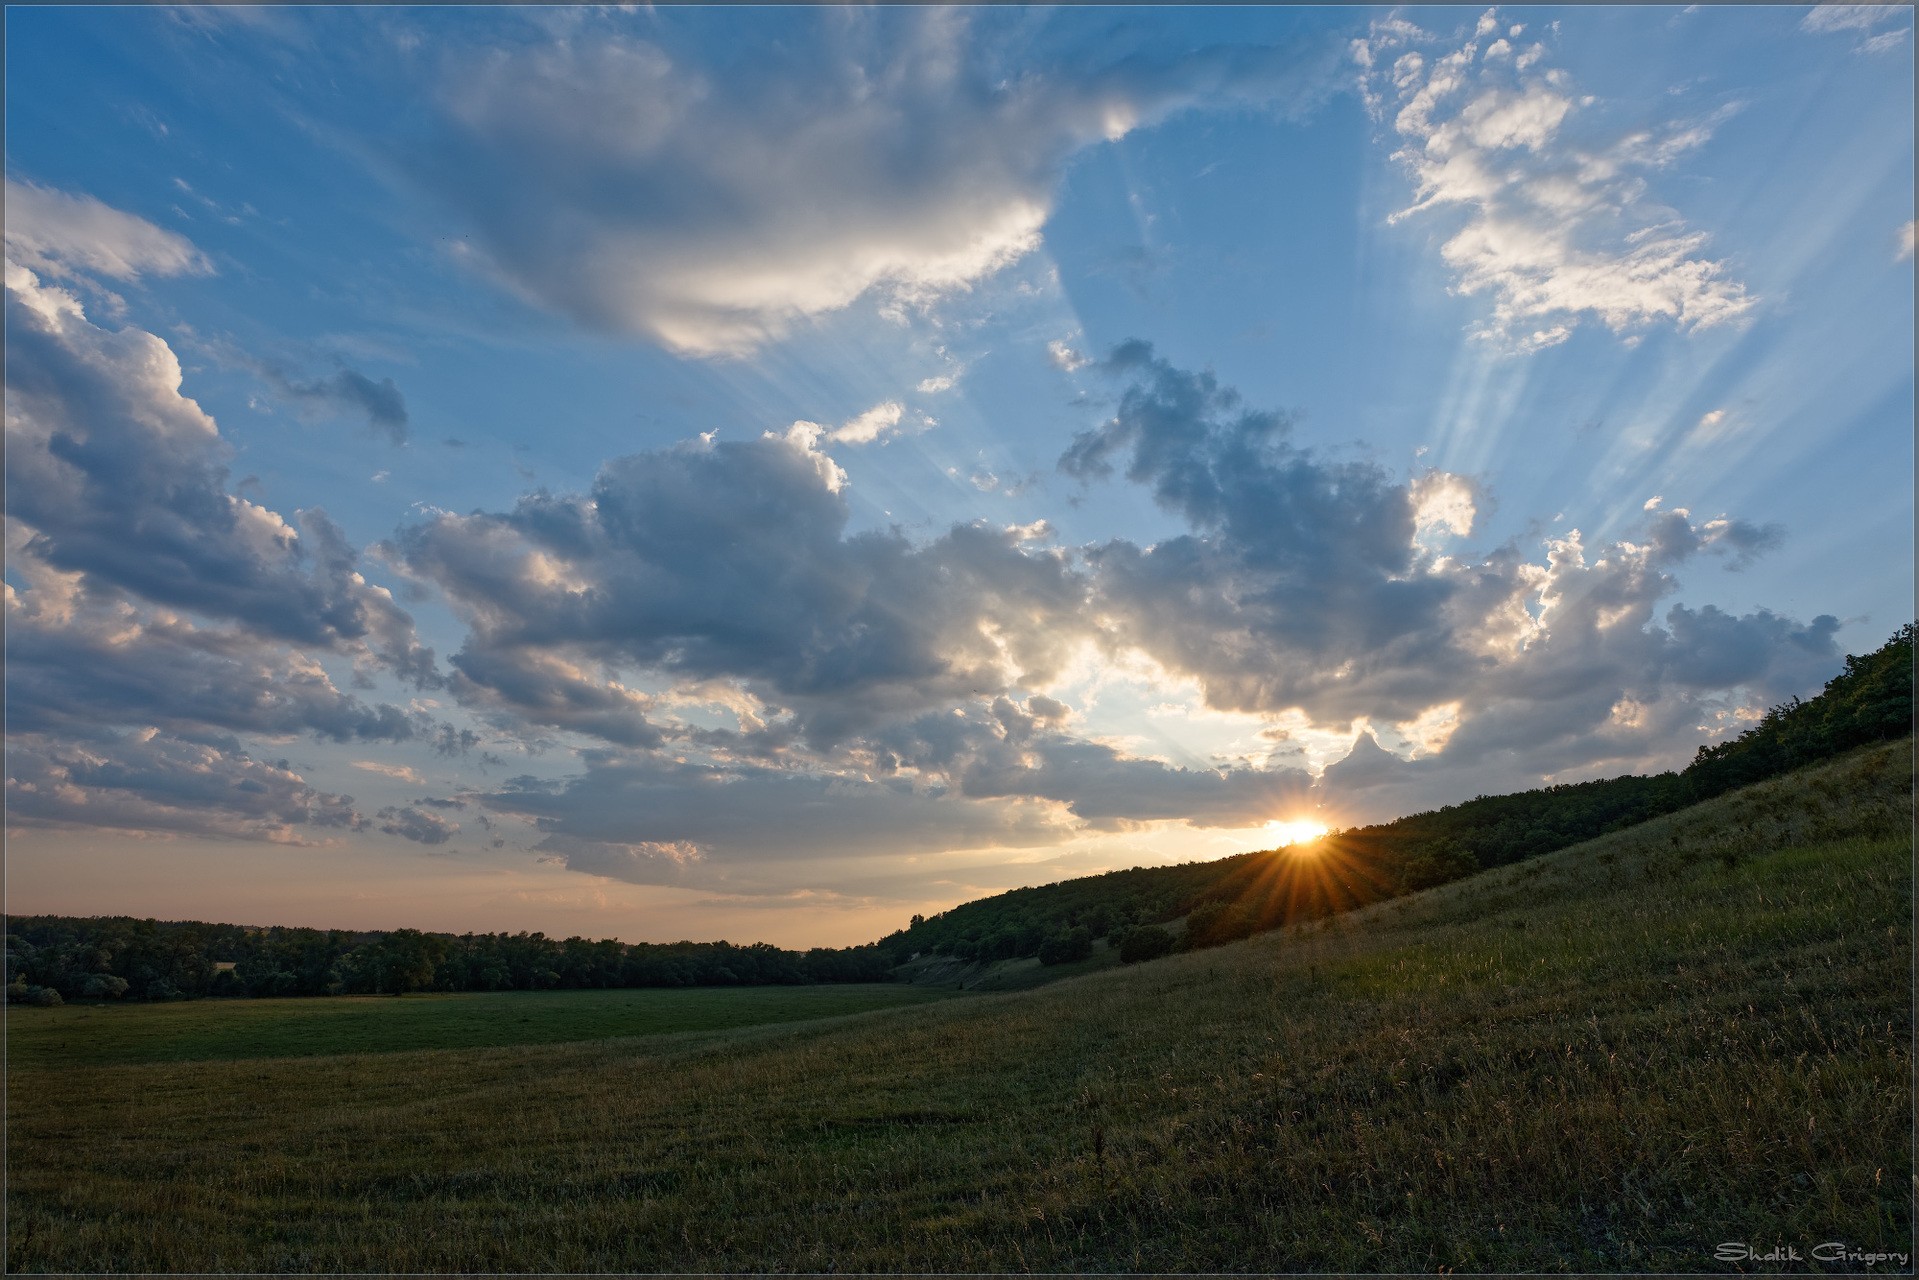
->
1117, 925, 1175, 964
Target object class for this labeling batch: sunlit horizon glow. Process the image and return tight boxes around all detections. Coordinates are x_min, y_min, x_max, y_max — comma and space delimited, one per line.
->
2, 6, 1910, 948
1263, 819, 1333, 849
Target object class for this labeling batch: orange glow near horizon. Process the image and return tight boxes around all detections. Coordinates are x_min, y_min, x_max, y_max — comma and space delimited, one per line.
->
1263, 818, 1330, 848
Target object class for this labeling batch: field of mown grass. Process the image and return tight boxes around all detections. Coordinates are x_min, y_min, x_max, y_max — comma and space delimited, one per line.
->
7, 740, 1911, 1273
4, 982, 957, 1069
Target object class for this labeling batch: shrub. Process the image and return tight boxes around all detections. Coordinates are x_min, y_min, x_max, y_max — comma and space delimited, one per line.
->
1117, 925, 1175, 964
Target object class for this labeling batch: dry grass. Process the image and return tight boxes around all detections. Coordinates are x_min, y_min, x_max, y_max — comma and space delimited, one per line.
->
7, 740, 1911, 1273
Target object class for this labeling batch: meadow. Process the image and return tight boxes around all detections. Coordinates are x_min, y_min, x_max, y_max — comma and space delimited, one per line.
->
6, 739, 1911, 1273
2, 983, 957, 1070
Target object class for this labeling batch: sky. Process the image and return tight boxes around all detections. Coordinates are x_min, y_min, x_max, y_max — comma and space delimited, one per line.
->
4, 4, 1912, 949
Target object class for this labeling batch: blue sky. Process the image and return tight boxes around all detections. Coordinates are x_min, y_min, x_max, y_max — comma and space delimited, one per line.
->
5, 5, 1912, 947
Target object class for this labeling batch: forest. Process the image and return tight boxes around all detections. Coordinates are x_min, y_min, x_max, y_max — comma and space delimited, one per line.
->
7, 625, 1909, 1003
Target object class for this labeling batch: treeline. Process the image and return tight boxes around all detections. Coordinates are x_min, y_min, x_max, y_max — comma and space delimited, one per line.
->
884, 624, 1915, 966
3, 917, 893, 1004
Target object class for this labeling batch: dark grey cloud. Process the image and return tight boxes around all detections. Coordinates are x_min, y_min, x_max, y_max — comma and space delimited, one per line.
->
376, 805, 459, 845
1, 248, 447, 848
1062, 342, 1840, 804
1645, 507, 1782, 570
4, 572, 420, 744
271, 365, 409, 444
5, 729, 363, 844
3, 260, 437, 682
1067, 341, 1471, 722
407, 10, 1340, 353
396, 430, 1085, 748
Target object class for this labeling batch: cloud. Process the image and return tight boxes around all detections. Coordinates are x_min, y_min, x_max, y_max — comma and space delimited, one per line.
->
407, 11, 1337, 354
1854, 27, 1911, 53
1048, 339, 1093, 372
788, 400, 907, 448
3, 579, 422, 744
483, 751, 1068, 889
1797, 5, 1912, 53
1800, 0, 1913, 52
2, 208, 451, 846
3, 179, 212, 283
1899, 219, 1916, 262
377, 343, 1842, 881
1062, 344, 1831, 806
1410, 470, 1479, 546
376, 804, 460, 845
394, 426, 1087, 749
882, 699, 1316, 830
1358, 10, 1752, 351
1065, 343, 1467, 721
353, 761, 426, 783
5, 728, 363, 845
267, 365, 410, 444
3, 256, 436, 682
1800, 4, 1904, 33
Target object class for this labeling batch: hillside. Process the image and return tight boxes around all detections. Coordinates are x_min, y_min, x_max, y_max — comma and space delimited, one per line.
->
883, 623, 1914, 967
8, 738, 1910, 1272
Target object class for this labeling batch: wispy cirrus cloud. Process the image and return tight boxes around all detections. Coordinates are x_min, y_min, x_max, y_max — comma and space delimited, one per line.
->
1356, 9, 1753, 352
3, 179, 212, 284
1800, 3, 1913, 53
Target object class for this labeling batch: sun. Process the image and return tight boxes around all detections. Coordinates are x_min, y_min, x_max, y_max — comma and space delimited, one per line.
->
1263, 817, 1329, 848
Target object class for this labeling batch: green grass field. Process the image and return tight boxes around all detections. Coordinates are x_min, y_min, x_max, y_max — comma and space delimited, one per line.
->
4, 982, 958, 1069
7, 740, 1911, 1273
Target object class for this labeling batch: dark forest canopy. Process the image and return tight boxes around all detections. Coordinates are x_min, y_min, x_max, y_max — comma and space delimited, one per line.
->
9, 626, 1909, 1003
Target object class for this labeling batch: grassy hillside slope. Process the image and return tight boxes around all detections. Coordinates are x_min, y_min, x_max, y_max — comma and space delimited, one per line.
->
7, 740, 1910, 1273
